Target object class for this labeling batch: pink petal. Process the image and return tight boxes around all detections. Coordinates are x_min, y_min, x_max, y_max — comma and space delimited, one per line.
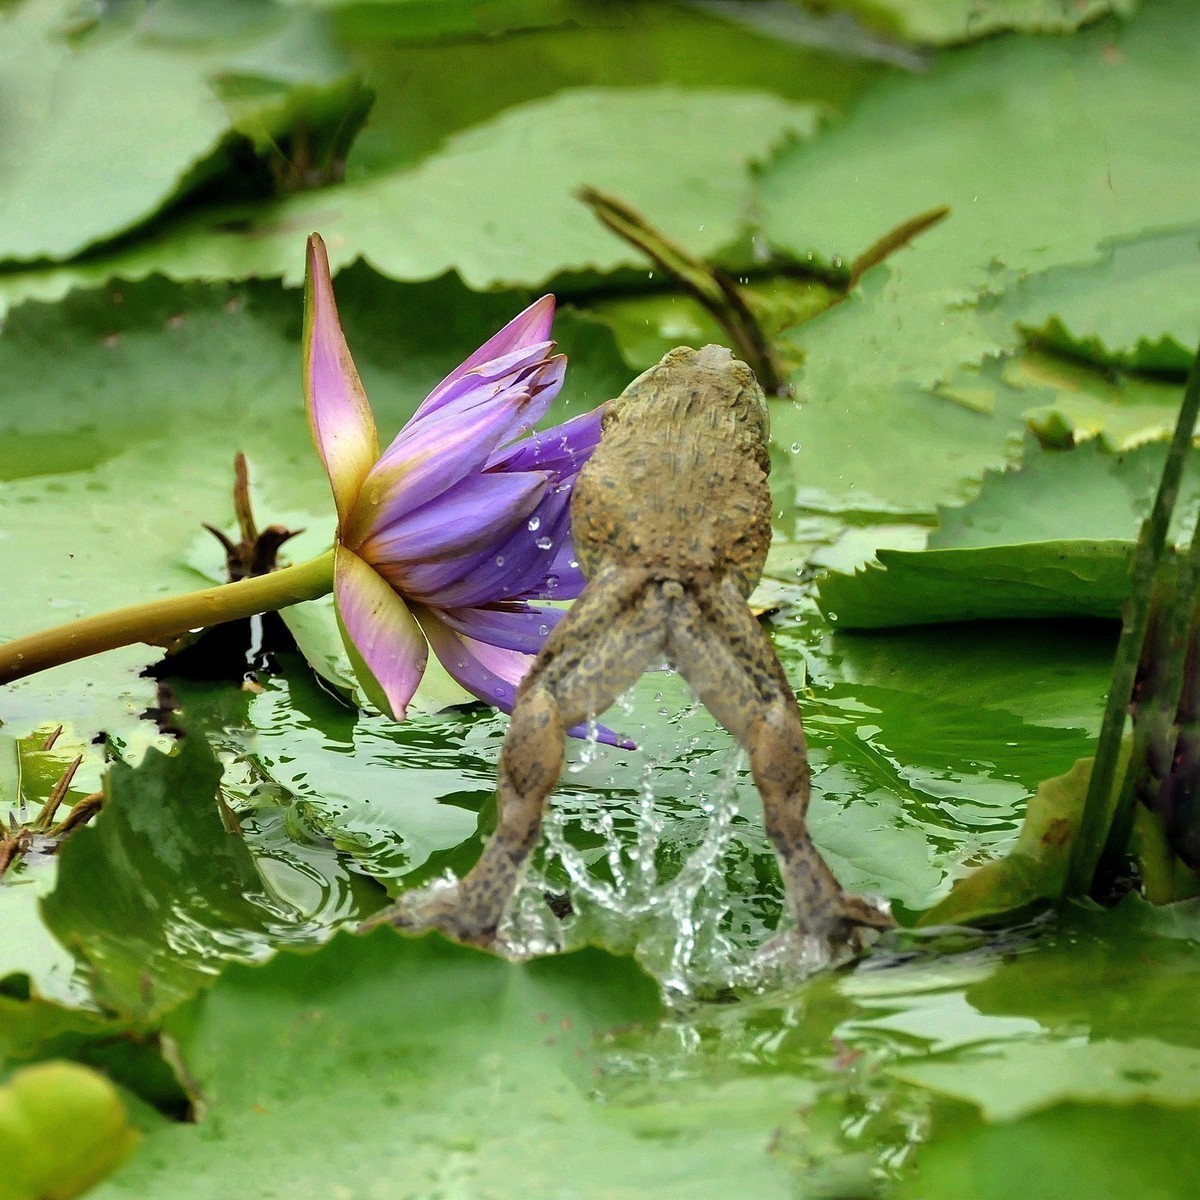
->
414, 605, 532, 711
416, 607, 633, 747
413, 296, 557, 421
334, 547, 428, 720
304, 234, 379, 529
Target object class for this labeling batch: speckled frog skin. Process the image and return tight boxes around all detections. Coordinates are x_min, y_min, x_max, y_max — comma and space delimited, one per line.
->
388, 345, 894, 956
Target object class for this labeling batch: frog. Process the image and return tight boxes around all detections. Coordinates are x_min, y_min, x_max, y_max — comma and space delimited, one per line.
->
380, 345, 895, 958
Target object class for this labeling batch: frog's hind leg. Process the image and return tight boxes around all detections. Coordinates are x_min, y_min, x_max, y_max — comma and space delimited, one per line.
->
383, 567, 667, 947
665, 575, 894, 954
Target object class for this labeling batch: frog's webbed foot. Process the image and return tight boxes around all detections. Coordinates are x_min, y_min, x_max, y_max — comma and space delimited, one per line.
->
666, 575, 896, 958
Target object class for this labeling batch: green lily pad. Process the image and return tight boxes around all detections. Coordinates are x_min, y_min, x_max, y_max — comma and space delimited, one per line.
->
892, 1102, 1200, 1200
996, 227, 1200, 375
817, 436, 1200, 628
757, 0, 1199, 513
86, 932, 789, 1200
0, 873, 79, 1006
896, 1037, 1200, 1121
820, 540, 1133, 629
823, 0, 1137, 43
920, 753, 1108, 927
0, 87, 819, 312
0, 1061, 138, 1200
0, 0, 354, 265
1002, 350, 1194, 451
38, 730, 293, 1018
341, 3, 872, 177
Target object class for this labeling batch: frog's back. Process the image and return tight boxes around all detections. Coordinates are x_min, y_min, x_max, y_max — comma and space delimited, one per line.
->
570, 346, 772, 595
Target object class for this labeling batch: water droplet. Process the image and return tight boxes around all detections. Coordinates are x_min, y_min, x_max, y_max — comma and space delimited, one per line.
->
828, 612, 839, 622
536, 537, 552, 550
790, 442, 801, 453
527, 516, 541, 532
538, 624, 549, 636
495, 555, 506, 567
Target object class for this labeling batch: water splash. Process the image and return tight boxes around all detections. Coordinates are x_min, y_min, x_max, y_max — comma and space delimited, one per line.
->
501, 750, 751, 1003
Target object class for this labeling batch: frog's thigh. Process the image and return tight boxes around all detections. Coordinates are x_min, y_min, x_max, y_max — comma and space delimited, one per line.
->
664, 576, 793, 741
536, 581, 671, 725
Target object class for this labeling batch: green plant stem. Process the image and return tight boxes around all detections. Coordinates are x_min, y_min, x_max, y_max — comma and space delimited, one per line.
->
0, 550, 335, 685
1101, 520, 1200, 880
1066, 342, 1200, 895
577, 186, 790, 396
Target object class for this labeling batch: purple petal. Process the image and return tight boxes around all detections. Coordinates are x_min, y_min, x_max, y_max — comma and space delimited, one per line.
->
304, 234, 379, 529
382, 352, 566, 472
342, 384, 543, 549
400, 477, 573, 609
435, 603, 564, 655
415, 342, 560, 425
415, 607, 631, 747
413, 296, 556, 421
334, 547, 428, 720
517, 507, 588, 600
488, 404, 605, 479
359, 470, 546, 572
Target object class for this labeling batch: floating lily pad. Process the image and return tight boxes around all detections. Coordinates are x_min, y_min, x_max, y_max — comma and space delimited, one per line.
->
86, 932, 798, 1200
996, 227, 1200, 375
0, 87, 820, 313
757, 0, 1199, 514
817, 437, 1200, 628
822, 0, 1137, 44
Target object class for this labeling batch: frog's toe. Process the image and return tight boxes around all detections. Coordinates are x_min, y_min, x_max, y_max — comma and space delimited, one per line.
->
359, 880, 498, 948
760, 892, 896, 972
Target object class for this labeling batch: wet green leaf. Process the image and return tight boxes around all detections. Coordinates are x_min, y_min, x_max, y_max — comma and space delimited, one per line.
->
996, 227, 1200, 374
40, 730, 306, 1018
0, 872, 79, 1005
818, 437, 1200, 628
88, 932, 788, 1200
897, 1037, 1200, 1121
0, 88, 819, 310
921, 754, 1104, 927
0, 1061, 137, 1200
0, 0, 350, 264
893, 1102, 1199, 1200
1005, 350, 1193, 451
820, 540, 1132, 628
826, 0, 1137, 43
758, 0, 1198, 513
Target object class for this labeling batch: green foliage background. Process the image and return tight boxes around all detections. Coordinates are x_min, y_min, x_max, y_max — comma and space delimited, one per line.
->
1, 1, 1199, 1196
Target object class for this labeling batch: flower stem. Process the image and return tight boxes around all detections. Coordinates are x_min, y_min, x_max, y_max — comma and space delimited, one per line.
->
0, 550, 335, 685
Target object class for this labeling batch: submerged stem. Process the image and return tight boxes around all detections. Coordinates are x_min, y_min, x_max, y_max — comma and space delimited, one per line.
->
0, 550, 335, 685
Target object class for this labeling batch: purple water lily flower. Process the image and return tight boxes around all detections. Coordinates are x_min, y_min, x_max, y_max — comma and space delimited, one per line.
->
304, 233, 620, 743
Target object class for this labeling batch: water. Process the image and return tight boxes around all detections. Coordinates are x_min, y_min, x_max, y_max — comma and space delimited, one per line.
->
502, 729, 782, 1002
